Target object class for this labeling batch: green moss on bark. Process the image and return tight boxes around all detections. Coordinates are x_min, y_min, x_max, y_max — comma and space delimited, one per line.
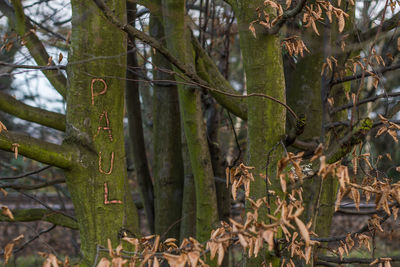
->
161, 0, 219, 249
150, 0, 185, 240
236, 1, 286, 265
66, 1, 139, 265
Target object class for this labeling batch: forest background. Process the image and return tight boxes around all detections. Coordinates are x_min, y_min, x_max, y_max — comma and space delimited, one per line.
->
0, 0, 400, 266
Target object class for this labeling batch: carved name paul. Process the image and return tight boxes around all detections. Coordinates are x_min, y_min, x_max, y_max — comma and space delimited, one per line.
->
91, 78, 122, 205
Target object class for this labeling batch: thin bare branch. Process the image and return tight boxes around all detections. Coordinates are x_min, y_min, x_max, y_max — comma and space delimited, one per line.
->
330, 91, 400, 114
0, 165, 52, 180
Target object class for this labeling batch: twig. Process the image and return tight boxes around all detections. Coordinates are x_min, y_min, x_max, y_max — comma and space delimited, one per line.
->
317, 255, 400, 264
330, 91, 400, 114
313, 204, 398, 243
0, 165, 52, 180
0, 61, 66, 70
331, 63, 400, 86
0, 224, 56, 256
18, 191, 77, 222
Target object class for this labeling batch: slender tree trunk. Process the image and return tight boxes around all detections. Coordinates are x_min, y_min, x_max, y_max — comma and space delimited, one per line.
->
66, 1, 139, 264
126, 1, 155, 234
150, 0, 185, 239
180, 133, 197, 240
314, 1, 356, 238
161, 0, 219, 246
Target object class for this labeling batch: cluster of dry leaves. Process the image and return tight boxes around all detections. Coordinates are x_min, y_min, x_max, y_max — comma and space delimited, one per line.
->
281, 36, 310, 58
90, 195, 318, 267
86, 141, 400, 266
375, 114, 400, 143
3, 113, 400, 266
248, 0, 354, 61
303, 1, 350, 35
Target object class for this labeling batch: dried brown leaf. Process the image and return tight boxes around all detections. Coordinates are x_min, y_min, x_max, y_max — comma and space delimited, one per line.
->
1, 205, 14, 219
338, 13, 345, 32
163, 253, 187, 267
249, 23, 256, 38
0, 120, 7, 133
294, 217, 310, 246
97, 258, 111, 267
0, 188, 8, 197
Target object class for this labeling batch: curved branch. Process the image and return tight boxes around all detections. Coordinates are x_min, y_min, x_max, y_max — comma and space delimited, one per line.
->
0, 209, 77, 229
192, 35, 248, 119
0, 131, 75, 169
3, 0, 67, 98
0, 92, 66, 131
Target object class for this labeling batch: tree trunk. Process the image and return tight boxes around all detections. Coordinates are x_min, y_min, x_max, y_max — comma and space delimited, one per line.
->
126, 1, 155, 234
66, 1, 139, 264
150, 0, 185, 240
161, 0, 219, 246
236, 1, 286, 266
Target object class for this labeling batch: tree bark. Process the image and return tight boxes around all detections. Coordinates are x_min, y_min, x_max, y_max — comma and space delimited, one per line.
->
236, 1, 286, 266
161, 0, 219, 246
150, 0, 185, 240
66, 1, 139, 264
126, 1, 155, 234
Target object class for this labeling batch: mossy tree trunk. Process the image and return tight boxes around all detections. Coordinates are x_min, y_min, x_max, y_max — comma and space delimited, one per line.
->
150, 0, 185, 240
285, 26, 326, 236
285, 0, 356, 245
235, 1, 286, 266
0, 1, 141, 265
126, 1, 155, 234
66, 0, 139, 265
161, 0, 219, 245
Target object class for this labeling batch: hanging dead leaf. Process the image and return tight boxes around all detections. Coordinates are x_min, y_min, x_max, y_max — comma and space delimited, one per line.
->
4, 235, 23, 264
0, 188, 7, 197
43, 253, 60, 267
66, 31, 71, 45
249, 23, 257, 38
187, 251, 200, 267
338, 13, 345, 32
11, 143, 19, 159
397, 37, 400, 51
1, 205, 14, 219
0, 120, 7, 133
294, 217, 310, 246
111, 257, 127, 267
97, 258, 111, 267
163, 253, 187, 267
58, 53, 63, 63
47, 56, 53, 66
